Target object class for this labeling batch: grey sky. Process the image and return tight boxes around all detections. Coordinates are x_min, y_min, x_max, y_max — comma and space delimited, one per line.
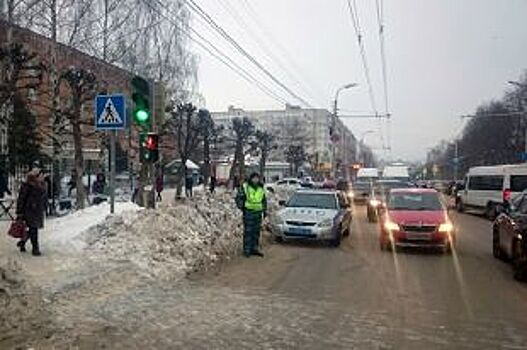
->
193, 0, 527, 161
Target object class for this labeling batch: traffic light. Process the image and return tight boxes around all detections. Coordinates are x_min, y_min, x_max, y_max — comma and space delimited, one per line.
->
131, 76, 151, 128
139, 132, 159, 163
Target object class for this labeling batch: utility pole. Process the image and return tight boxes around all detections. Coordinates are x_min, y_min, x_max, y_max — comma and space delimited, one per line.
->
453, 140, 459, 181
331, 83, 357, 178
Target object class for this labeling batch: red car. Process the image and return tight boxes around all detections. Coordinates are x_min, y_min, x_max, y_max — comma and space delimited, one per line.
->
379, 188, 455, 253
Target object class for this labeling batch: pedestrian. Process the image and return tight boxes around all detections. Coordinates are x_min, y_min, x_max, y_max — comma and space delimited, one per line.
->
185, 172, 193, 198
0, 166, 11, 199
236, 172, 267, 257
91, 173, 107, 205
67, 169, 77, 197
16, 167, 47, 256
209, 175, 216, 194
156, 173, 164, 202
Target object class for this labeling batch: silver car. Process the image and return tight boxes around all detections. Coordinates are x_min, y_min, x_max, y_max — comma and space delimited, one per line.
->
270, 190, 352, 247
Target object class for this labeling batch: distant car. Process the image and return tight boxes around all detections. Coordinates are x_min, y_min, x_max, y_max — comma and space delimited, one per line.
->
322, 179, 336, 189
492, 191, 527, 281
378, 188, 455, 253
352, 181, 374, 204
265, 178, 302, 193
270, 190, 352, 247
367, 180, 414, 222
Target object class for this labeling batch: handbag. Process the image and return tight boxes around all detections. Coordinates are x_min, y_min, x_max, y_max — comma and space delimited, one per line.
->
8, 220, 27, 240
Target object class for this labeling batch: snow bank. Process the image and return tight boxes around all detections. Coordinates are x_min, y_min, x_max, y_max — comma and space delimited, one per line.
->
45, 201, 140, 249
82, 192, 243, 279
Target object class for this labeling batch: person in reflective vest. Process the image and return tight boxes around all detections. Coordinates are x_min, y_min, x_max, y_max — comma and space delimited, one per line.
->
236, 172, 267, 257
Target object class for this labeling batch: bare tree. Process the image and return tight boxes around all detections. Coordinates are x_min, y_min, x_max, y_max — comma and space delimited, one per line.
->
166, 103, 201, 198
60, 67, 97, 209
255, 130, 275, 179
227, 117, 255, 183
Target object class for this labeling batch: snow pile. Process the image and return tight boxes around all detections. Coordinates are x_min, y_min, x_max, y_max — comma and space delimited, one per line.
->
0, 259, 52, 345
83, 192, 244, 279
45, 201, 140, 250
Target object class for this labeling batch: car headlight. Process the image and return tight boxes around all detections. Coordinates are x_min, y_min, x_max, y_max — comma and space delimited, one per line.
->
347, 191, 354, 198
438, 222, 454, 233
384, 220, 400, 231
317, 218, 333, 227
369, 199, 381, 207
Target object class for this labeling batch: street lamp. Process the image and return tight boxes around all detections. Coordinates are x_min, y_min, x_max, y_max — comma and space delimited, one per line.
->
508, 81, 527, 159
331, 82, 358, 178
356, 130, 375, 164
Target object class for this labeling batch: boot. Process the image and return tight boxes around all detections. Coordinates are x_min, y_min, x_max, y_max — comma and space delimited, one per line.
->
32, 250, 42, 256
252, 250, 264, 257
16, 241, 26, 252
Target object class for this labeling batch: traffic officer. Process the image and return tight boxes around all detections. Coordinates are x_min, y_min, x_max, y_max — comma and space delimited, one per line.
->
236, 172, 267, 257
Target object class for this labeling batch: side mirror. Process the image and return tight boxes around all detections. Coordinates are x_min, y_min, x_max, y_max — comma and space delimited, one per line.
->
278, 200, 286, 206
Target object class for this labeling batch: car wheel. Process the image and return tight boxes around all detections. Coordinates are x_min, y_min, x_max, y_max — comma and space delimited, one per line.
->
274, 235, 284, 243
513, 241, 527, 282
485, 203, 497, 221
330, 233, 342, 247
492, 228, 504, 260
456, 199, 465, 213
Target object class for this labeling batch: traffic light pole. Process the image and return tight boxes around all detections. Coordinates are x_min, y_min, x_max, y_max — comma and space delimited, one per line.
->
109, 130, 116, 214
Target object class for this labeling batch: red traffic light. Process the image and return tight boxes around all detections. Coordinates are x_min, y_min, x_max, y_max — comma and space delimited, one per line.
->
145, 134, 158, 150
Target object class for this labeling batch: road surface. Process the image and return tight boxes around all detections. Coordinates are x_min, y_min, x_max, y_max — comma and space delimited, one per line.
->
5, 206, 527, 349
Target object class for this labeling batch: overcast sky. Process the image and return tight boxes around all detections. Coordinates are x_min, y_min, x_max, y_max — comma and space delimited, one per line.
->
193, 0, 527, 161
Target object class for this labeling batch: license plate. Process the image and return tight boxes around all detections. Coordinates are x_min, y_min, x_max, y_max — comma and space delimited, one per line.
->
406, 232, 432, 240
288, 227, 312, 235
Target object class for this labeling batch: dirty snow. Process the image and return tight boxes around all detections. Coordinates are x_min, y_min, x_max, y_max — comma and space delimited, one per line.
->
44, 201, 140, 250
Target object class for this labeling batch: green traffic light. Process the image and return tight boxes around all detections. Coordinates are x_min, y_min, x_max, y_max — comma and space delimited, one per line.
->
135, 109, 149, 123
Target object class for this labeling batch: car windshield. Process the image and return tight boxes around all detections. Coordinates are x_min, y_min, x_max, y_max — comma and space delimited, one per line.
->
287, 193, 337, 209
353, 182, 372, 191
388, 192, 444, 211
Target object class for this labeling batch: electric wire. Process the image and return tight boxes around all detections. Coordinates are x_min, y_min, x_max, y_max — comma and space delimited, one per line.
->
184, 0, 313, 107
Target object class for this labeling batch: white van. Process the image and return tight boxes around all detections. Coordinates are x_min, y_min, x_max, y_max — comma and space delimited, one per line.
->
457, 164, 527, 218
382, 166, 410, 181
357, 168, 379, 181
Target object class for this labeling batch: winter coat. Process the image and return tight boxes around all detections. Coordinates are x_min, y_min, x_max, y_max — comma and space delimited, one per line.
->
156, 175, 164, 193
16, 174, 47, 229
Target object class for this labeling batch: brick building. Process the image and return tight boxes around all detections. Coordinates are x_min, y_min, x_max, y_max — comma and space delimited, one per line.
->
0, 20, 135, 175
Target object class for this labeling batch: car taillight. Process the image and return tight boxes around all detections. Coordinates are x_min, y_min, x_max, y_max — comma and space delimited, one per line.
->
503, 189, 512, 202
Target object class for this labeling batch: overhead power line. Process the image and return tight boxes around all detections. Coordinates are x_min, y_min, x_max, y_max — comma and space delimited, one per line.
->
184, 0, 313, 107
141, 0, 289, 105
375, 0, 391, 153
346, 0, 378, 116
217, 0, 322, 106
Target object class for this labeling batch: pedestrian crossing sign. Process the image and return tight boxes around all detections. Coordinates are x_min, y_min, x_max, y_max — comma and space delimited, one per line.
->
95, 94, 126, 130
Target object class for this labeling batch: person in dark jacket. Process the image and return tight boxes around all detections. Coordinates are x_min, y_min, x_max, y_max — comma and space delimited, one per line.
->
0, 167, 11, 199
156, 173, 164, 201
16, 168, 47, 256
185, 173, 193, 198
91, 173, 107, 205
209, 175, 216, 194
236, 172, 267, 257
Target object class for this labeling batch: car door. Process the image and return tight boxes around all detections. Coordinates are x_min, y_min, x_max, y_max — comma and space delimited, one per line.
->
501, 194, 527, 257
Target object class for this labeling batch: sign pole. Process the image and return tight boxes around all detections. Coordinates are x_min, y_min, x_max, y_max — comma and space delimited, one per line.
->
110, 130, 116, 214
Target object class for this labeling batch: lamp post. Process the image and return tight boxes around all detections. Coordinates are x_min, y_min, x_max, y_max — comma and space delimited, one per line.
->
509, 81, 527, 159
331, 83, 358, 178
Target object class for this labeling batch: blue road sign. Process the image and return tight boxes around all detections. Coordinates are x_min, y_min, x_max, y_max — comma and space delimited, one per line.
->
95, 94, 126, 130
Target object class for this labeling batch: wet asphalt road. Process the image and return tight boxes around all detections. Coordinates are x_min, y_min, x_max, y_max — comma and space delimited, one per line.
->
56, 205, 527, 349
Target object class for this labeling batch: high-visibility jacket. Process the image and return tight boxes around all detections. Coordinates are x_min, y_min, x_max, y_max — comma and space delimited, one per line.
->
243, 183, 265, 212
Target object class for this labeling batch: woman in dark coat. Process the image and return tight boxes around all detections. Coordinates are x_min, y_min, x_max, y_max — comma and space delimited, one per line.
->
16, 168, 47, 256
